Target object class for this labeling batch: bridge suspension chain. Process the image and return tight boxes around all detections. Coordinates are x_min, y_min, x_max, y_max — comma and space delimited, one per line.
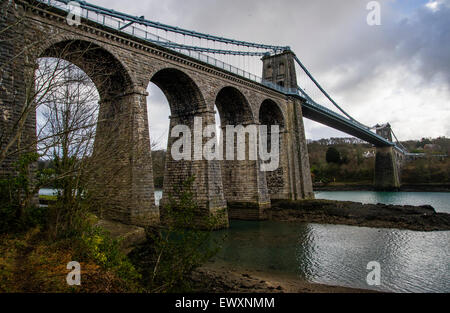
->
147, 41, 269, 56
391, 129, 409, 153
52, 0, 288, 53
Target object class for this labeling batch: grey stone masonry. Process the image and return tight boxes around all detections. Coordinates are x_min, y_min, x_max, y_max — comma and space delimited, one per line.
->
374, 124, 401, 191
1, 0, 315, 227
262, 50, 298, 89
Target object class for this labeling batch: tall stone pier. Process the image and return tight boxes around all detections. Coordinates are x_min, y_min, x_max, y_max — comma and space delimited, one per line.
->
374, 124, 401, 190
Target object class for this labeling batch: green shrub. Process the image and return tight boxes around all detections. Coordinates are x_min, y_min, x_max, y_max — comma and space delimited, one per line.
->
76, 225, 142, 290
130, 176, 225, 293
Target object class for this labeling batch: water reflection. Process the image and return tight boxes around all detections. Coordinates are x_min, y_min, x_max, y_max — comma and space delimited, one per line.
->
213, 221, 450, 293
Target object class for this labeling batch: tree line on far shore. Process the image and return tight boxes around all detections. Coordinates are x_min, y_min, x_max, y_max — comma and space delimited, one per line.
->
308, 137, 450, 185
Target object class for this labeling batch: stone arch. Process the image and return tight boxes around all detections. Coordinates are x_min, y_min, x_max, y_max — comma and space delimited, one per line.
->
215, 87, 270, 219
37, 39, 156, 226
259, 99, 286, 130
259, 99, 289, 200
40, 39, 134, 99
279, 63, 286, 75
149, 68, 227, 223
215, 86, 255, 126
150, 68, 205, 117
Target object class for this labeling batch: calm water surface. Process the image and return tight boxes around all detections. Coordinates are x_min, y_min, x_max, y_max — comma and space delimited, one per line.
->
42, 188, 450, 292
211, 191, 450, 293
212, 220, 449, 293
155, 190, 450, 213
39, 188, 58, 196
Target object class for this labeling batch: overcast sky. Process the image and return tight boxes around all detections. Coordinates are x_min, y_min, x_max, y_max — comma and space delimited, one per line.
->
87, 0, 450, 148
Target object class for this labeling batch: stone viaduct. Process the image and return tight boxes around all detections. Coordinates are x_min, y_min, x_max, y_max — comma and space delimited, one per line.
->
1, 0, 315, 228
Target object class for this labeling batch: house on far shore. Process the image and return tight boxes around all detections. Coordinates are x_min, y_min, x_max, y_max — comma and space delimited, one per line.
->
363, 150, 375, 159
423, 144, 441, 153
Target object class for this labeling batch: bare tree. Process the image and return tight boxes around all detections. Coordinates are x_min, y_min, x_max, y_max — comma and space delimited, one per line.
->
33, 58, 102, 237
0, 0, 62, 166
37, 58, 99, 200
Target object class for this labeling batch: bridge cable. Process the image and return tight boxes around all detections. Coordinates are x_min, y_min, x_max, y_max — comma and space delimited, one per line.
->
41, 0, 394, 146
391, 129, 409, 153
292, 54, 358, 122
51, 0, 288, 52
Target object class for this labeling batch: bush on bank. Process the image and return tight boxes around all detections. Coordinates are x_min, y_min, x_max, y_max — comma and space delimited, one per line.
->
0, 155, 221, 292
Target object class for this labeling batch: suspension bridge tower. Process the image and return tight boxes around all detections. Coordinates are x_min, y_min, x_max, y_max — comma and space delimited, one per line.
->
262, 50, 298, 89
261, 50, 315, 200
374, 124, 401, 191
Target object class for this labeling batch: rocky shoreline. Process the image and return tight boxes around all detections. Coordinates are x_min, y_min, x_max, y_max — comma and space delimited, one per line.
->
313, 183, 450, 192
267, 199, 450, 231
190, 262, 375, 293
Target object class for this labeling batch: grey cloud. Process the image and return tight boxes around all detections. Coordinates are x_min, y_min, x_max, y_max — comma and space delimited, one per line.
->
88, 0, 449, 140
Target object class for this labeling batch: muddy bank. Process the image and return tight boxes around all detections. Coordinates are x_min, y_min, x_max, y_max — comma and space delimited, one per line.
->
190, 262, 374, 293
313, 183, 450, 192
267, 200, 450, 231
313, 184, 375, 191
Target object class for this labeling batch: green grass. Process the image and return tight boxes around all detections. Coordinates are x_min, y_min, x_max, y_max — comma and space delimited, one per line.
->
39, 195, 57, 202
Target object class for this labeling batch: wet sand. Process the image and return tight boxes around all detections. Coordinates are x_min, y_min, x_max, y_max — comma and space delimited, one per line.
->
191, 261, 376, 293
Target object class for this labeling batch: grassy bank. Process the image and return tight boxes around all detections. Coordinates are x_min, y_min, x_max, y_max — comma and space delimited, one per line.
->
0, 227, 140, 293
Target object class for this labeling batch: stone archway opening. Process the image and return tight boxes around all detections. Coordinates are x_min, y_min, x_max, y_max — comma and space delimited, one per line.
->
36, 39, 134, 166
148, 68, 227, 223
35, 39, 157, 226
35, 57, 99, 167
146, 81, 170, 206
41, 40, 132, 99
215, 87, 270, 220
259, 99, 288, 200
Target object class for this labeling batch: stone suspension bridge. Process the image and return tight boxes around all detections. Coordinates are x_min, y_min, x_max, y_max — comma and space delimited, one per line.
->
1, 0, 409, 228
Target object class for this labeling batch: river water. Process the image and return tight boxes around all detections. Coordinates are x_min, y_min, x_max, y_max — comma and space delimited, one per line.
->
210, 191, 450, 293
42, 188, 449, 292
212, 220, 449, 293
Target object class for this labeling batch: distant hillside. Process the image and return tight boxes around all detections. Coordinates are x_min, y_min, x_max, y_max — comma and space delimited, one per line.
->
307, 137, 450, 185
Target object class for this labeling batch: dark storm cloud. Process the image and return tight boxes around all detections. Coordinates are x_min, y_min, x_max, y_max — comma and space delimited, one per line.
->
325, 1, 450, 97
395, 4, 450, 84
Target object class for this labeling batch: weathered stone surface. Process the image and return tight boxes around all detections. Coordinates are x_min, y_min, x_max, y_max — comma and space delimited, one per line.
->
1, 0, 315, 227
374, 124, 402, 190
374, 146, 401, 191
96, 219, 146, 254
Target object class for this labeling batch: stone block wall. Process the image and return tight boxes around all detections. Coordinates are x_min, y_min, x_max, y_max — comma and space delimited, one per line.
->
374, 146, 401, 191
1, 0, 315, 228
